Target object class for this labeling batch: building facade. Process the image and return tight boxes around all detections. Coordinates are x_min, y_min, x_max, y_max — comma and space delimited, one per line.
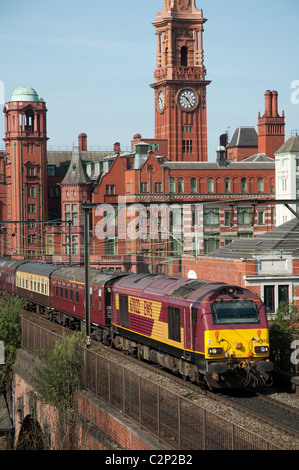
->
2, 86, 48, 259
275, 135, 299, 226
0, 1, 291, 281
181, 218, 299, 315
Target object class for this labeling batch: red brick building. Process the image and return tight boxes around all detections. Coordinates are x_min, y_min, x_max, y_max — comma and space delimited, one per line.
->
181, 218, 299, 314
1, 86, 48, 259
226, 90, 285, 162
0, 1, 288, 278
150, 0, 211, 162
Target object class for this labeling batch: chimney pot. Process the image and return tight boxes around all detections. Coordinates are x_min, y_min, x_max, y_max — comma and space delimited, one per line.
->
264, 90, 272, 117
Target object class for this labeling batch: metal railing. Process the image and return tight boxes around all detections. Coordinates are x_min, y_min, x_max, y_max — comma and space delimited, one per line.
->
270, 329, 299, 375
20, 317, 282, 450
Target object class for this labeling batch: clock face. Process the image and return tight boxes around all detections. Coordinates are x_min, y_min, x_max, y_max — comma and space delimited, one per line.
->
178, 89, 197, 110
158, 91, 165, 111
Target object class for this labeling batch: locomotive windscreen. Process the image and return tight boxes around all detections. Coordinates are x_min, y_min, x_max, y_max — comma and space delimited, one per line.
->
211, 300, 260, 325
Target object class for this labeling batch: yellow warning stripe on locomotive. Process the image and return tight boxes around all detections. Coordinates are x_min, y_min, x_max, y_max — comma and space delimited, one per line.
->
205, 328, 270, 359
115, 293, 185, 349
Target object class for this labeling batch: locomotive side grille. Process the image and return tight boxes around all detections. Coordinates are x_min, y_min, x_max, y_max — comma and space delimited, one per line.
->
169, 280, 210, 299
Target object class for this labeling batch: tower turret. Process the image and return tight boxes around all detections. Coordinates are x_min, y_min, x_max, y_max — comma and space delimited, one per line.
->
3, 86, 48, 258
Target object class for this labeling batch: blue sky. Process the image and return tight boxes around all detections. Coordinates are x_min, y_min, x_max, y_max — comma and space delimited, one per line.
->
1, 0, 298, 160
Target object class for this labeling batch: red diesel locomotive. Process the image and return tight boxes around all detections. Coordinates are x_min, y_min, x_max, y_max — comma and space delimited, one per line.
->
110, 274, 273, 388
0, 260, 274, 389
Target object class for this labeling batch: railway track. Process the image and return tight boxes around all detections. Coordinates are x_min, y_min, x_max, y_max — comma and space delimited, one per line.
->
22, 310, 299, 448
210, 390, 299, 439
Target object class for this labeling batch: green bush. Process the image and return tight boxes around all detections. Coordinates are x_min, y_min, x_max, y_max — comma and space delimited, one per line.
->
0, 297, 24, 392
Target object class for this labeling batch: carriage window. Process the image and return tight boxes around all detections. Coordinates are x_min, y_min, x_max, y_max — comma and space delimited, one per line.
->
76, 291, 79, 303
70, 289, 73, 301
99, 290, 102, 310
56, 286, 58, 297
168, 306, 181, 342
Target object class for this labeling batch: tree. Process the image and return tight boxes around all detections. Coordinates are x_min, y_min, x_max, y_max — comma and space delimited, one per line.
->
270, 302, 299, 372
31, 331, 85, 449
0, 297, 24, 393
271, 302, 299, 333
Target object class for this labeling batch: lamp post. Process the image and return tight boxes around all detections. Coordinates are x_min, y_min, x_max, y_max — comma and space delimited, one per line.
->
82, 202, 97, 348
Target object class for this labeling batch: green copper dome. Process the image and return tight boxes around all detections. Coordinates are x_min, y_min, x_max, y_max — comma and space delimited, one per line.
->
11, 86, 39, 102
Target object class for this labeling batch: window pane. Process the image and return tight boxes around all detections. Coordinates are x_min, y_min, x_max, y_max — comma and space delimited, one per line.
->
191, 178, 197, 193
264, 286, 275, 313
208, 178, 214, 193
278, 285, 289, 306
212, 300, 260, 325
169, 177, 175, 193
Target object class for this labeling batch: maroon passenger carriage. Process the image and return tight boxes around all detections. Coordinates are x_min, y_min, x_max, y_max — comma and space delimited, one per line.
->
0, 259, 26, 297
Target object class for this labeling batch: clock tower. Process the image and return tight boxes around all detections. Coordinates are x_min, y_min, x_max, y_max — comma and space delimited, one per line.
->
151, 0, 211, 162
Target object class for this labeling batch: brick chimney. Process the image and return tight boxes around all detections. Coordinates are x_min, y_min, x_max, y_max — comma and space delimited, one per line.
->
113, 142, 121, 153
258, 90, 285, 158
78, 133, 87, 151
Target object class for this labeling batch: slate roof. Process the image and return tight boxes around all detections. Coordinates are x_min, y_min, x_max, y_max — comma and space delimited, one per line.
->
60, 147, 91, 185
242, 154, 274, 162
47, 150, 112, 167
163, 160, 274, 170
275, 135, 299, 154
205, 218, 299, 260
227, 127, 258, 148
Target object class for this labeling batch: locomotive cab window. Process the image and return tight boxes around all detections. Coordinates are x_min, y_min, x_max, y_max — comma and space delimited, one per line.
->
211, 300, 260, 325
168, 306, 181, 342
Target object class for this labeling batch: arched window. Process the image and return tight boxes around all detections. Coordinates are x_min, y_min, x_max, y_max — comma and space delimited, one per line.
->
191, 177, 197, 193
181, 46, 188, 66
25, 109, 35, 132
258, 177, 264, 193
208, 178, 214, 193
241, 178, 247, 193
224, 178, 230, 193
169, 177, 175, 193
178, 178, 184, 193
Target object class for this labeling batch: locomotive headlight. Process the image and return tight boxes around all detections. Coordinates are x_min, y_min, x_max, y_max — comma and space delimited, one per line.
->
208, 347, 223, 355
254, 346, 269, 354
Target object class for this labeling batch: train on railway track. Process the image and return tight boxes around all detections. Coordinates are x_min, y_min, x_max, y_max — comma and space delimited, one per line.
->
0, 258, 274, 389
